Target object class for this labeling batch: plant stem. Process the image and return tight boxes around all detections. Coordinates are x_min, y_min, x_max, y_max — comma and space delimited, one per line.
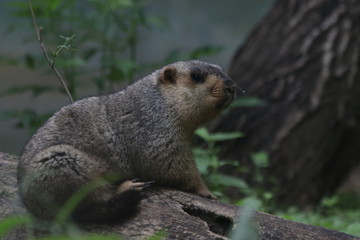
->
28, 0, 74, 103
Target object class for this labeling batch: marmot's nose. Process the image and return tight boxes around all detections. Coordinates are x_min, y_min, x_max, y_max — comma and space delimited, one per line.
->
224, 79, 236, 96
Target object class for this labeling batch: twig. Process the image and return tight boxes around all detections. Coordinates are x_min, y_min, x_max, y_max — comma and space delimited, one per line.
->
28, 0, 74, 103
52, 34, 76, 68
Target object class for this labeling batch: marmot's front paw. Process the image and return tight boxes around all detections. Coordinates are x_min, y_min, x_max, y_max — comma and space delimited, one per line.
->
197, 190, 217, 200
117, 179, 155, 194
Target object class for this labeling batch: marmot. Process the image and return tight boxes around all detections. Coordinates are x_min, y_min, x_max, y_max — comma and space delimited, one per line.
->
18, 60, 236, 223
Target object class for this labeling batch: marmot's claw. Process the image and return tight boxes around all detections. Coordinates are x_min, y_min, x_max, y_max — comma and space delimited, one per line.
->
198, 191, 217, 200
207, 193, 217, 200
117, 179, 155, 193
142, 181, 155, 188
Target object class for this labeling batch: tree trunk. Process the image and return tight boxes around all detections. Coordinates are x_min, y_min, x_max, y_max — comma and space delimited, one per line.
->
1, 153, 359, 240
213, 0, 360, 207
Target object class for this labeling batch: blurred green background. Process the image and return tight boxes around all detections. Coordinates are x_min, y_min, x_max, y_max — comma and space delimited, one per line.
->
0, 0, 273, 154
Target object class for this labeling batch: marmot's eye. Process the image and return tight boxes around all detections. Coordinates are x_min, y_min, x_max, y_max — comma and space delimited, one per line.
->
191, 73, 205, 83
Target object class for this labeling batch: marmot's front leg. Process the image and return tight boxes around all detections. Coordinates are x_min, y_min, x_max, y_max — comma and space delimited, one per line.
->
192, 178, 217, 200
196, 185, 217, 200
179, 166, 217, 200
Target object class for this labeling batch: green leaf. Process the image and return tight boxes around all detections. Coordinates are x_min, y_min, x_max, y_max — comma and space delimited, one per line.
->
145, 230, 167, 240
238, 196, 263, 210
55, 180, 108, 225
216, 174, 248, 189
230, 97, 267, 108
262, 192, 273, 201
48, 0, 62, 11
37, 234, 122, 240
195, 154, 218, 175
229, 207, 259, 240
0, 215, 31, 237
196, 127, 243, 142
194, 144, 220, 171
205, 132, 244, 142
250, 152, 269, 168
195, 127, 210, 141
195, 127, 244, 142
320, 196, 339, 209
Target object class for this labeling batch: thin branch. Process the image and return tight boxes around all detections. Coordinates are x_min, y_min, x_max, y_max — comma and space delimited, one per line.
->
52, 34, 77, 68
28, 0, 74, 103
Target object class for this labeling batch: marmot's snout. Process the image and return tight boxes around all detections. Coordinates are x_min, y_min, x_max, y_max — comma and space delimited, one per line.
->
216, 77, 236, 110
225, 77, 237, 100
224, 79, 236, 98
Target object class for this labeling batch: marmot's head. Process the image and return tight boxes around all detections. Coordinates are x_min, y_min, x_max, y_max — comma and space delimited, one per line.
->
158, 60, 236, 130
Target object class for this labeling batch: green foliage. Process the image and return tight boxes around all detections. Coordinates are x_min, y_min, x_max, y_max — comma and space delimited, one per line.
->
145, 230, 166, 240
232, 151, 276, 211
229, 97, 267, 108
192, 99, 360, 238
37, 235, 121, 240
192, 91, 275, 205
54, 180, 108, 227
229, 207, 259, 240
195, 127, 244, 143
0, 214, 31, 237
0, 213, 165, 240
1, 0, 223, 134
228, 194, 360, 238
276, 194, 360, 236
194, 126, 275, 206
3, 0, 156, 133
7, 0, 159, 97
0, 179, 168, 240
222, 96, 267, 115
193, 127, 246, 199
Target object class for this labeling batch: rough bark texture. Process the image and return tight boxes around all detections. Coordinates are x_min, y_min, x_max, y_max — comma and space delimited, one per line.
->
213, 0, 360, 207
1, 153, 359, 240
0, 153, 22, 217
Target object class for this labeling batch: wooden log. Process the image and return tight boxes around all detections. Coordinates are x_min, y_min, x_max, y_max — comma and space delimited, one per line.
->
1, 152, 358, 240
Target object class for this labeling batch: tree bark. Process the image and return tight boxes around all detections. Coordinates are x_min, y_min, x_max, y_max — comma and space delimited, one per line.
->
1, 153, 359, 240
213, 0, 360, 207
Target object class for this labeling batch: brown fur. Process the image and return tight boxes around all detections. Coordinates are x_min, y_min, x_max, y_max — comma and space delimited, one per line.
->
18, 60, 236, 222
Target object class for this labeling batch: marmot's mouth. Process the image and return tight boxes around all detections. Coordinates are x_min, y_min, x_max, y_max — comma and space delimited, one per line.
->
216, 93, 234, 110
214, 80, 236, 110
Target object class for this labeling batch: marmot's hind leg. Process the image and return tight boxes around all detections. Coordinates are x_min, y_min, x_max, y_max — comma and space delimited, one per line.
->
20, 145, 153, 222
20, 145, 101, 220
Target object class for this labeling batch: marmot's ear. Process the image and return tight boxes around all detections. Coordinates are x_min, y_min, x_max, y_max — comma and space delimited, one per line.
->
159, 67, 177, 84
